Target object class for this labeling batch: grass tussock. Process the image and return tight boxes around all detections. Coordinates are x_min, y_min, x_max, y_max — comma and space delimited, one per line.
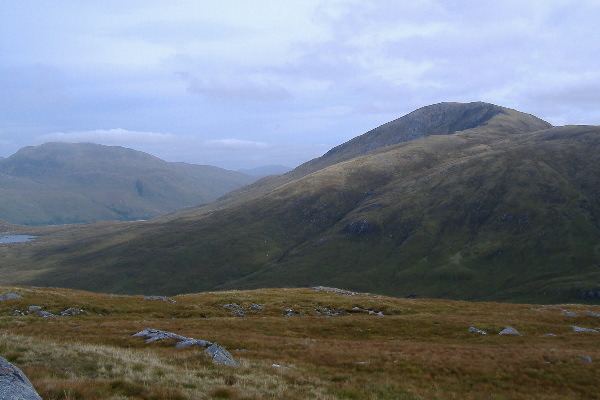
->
0, 285, 599, 399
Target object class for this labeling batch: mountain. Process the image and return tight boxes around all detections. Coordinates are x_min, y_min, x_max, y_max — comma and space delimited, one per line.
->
0, 142, 255, 225
3, 102, 600, 303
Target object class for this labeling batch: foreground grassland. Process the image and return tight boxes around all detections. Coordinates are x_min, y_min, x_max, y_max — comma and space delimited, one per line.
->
0, 286, 599, 399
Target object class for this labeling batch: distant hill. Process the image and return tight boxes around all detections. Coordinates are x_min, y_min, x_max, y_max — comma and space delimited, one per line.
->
3, 102, 600, 304
0, 142, 255, 225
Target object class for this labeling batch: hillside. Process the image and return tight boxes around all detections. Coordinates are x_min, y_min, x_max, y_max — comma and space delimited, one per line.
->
1, 102, 599, 303
0, 285, 599, 399
0, 142, 255, 225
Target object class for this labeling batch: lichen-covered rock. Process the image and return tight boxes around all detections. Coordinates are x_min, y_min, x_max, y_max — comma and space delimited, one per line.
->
0, 356, 42, 399
28, 306, 41, 312
205, 343, 239, 367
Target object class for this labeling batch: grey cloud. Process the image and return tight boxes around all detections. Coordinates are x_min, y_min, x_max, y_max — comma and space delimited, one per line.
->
186, 75, 291, 102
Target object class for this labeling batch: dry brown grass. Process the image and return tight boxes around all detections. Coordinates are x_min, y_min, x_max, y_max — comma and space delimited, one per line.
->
0, 286, 599, 399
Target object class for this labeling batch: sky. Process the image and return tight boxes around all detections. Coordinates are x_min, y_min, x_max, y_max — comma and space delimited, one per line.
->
1, 1, 600, 170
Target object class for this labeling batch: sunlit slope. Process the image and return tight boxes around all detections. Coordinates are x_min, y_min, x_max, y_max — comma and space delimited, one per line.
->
17, 124, 600, 303
206, 101, 552, 212
0, 142, 254, 225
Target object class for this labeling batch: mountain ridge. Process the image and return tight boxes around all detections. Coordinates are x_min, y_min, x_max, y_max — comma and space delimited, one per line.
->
1, 102, 599, 304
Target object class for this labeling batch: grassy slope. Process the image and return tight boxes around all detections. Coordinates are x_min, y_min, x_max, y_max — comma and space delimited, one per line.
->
4, 125, 599, 303
0, 285, 598, 400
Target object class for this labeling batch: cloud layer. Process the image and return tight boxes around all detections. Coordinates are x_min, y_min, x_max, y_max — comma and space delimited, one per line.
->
1, 1, 599, 168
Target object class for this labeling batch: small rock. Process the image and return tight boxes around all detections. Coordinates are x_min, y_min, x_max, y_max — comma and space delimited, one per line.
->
36, 310, 56, 318
581, 357, 593, 363
563, 311, 578, 317
59, 308, 87, 316
222, 303, 239, 308
233, 310, 246, 317
12, 310, 26, 316
542, 333, 557, 337
586, 311, 600, 317
142, 296, 176, 303
499, 326, 521, 335
468, 326, 487, 335
0, 293, 23, 300
249, 304, 263, 311
284, 309, 296, 317
572, 326, 598, 333
28, 306, 41, 312
205, 343, 239, 367
0, 356, 42, 399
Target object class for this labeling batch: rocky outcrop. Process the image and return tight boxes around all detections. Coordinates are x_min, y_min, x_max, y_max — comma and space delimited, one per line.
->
0, 356, 42, 400
132, 329, 237, 367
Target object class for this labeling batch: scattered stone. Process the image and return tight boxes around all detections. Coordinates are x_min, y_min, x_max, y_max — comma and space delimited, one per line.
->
142, 296, 176, 303
222, 303, 239, 308
284, 309, 296, 317
59, 308, 87, 316
233, 310, 246, 317
28, 306, 41, 312
204, 343, 239, 367
467, 326, 487, 335
530, 308, 543, 312
0, 293, 23, 300
311, 286, 360, 296
563, 311, 578, 317
12, 310, 26, 316
499, 326, 521, 335
249, 304, 263, 311
572, 326, 598, 333
581, 357, 593, 363
36, 310, 56, 318
542, 333, 557, 337
586, 311, 600, 317
133, 329, 238, 367
0, 356, 42, 399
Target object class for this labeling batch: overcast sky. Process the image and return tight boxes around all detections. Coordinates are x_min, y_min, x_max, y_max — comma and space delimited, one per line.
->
1, 1, 599, 170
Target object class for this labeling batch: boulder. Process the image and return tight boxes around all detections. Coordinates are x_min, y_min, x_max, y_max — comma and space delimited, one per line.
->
205, 343, 239, 367
27, 306, 41, 312
499, 326, 521, 335
0, 356, 42, 400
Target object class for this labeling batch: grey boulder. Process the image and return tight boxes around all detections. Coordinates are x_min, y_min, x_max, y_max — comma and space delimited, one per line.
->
0, 356, 42, 400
